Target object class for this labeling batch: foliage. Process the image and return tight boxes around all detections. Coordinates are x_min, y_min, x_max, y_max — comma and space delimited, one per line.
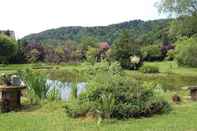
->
166, 49, 175, 60
175, 37, 197, 67
80, 60, 122, 79
156, 0, 197, 16
0, 34, 18, 63
80, 36, 98, 49
47, 88, 60, 101
141, 44, 162, 61
21, 19, 172, 46
140, 65, 159, 73
8, 40, 26, 64
86, 47, 98, 64
160, 43, 175, 58
18, 69, 49, 104
112, 30, 143, 70
24, 43, 45, 63
63, 40, 81, 63
169, 15, 197, 38
65, 61, 170, 119
157, 0, 197, 39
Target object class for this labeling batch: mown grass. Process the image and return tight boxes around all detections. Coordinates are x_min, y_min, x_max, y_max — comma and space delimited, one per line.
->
0, 63, 80, 74
0, 61, 197, 131
145, 61, 197, 76
125, 61, 197, 91
0, 100, 197, 131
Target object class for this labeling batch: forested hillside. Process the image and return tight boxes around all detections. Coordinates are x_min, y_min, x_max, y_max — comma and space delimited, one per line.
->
21, 19, 172, 45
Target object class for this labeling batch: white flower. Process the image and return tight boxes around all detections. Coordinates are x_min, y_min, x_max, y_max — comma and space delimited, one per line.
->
130, 56, 140, 64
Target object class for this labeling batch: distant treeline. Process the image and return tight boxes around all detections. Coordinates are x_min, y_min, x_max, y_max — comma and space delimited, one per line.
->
21, 19, 173, 46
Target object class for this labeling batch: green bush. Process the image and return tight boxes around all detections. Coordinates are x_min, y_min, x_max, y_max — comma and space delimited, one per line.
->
141, 44, 162, 61
140, 65, 159, 73
175, 37, 197, 67
65, 61, 170, 119
166, 49, 175, 60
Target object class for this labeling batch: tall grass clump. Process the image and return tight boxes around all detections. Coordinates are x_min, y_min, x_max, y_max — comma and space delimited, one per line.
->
18, 69, 50, 104
65, 61, 171, 119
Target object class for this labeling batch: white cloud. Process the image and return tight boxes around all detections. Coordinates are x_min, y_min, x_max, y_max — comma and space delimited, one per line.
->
0, 0, 166, 38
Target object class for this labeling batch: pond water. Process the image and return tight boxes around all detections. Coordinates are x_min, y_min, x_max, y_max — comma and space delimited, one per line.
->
46, 80, 86, 101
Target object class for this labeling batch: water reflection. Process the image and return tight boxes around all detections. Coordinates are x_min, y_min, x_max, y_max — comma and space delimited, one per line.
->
46, 80, 86, 101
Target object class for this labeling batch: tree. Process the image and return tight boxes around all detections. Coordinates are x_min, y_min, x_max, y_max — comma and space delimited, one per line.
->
112, 30, 142, 69
79, 36, 98, 60
175, 36, 197, 67
0, 34, 18, 63
169, 15, 197, 37
156, 0, 197, 16
8, 40, 26, 64
64, 40, 81, 62
79, 36, 98, 50
24, 43, 45, 63
86, 47, 98, 64
156, 0, 197, 39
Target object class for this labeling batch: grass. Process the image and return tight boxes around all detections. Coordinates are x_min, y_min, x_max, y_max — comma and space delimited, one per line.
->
125, 61, 197, 91
0, 63, 80, 74
0, 100, 197, 131
1, 61, 197, 130
145, 61, 197, 76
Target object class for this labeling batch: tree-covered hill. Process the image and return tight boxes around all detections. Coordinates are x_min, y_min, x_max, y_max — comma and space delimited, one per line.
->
21, 19, 172, 46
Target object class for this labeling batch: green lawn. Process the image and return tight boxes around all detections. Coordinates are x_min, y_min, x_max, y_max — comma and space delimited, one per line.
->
0, 101, 197, 131
145, 61, 197, 76
0, 63, 79, 73
1, 61, 197, 131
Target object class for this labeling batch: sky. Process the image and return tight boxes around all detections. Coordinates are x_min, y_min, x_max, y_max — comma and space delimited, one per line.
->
0, 0, 166, 39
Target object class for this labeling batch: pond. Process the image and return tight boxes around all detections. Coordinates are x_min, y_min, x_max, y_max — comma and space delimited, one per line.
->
46, 80, 86, 101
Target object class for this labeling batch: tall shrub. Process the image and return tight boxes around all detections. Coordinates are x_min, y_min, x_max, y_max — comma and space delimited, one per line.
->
175, 37, 197, 67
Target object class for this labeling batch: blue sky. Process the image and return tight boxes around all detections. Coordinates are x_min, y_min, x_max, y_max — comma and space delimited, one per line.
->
0, 0, 166, 38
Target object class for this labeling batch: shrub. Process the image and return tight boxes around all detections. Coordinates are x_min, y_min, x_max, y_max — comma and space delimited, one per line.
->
141, 44, 162, 61
80, 60, 122, 80
166, 49, 175, 60
140, 65, 159, 73
175, 37, 197, 67
160, 43, 175, 58
65, 61, 170, 119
